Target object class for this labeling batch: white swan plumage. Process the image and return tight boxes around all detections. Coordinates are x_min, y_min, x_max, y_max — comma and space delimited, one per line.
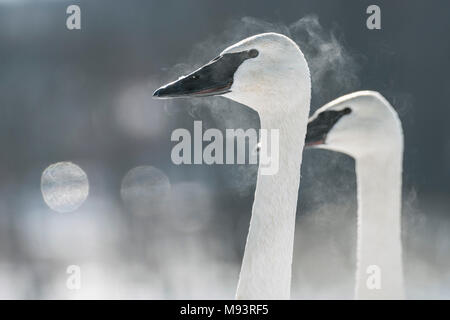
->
154, 33, 311, 299
306, 90, 405, 299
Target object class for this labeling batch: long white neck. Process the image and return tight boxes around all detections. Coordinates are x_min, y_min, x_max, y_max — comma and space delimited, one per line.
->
354, 148, 404, 299
235, 97, 310, 299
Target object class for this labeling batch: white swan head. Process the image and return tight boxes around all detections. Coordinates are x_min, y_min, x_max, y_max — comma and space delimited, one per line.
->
153, 33, 310, 114
305, 91, 403, 158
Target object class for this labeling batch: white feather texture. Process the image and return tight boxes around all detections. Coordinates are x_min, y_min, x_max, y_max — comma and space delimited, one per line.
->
311, 91, 405, 299
221, 33, 311, 299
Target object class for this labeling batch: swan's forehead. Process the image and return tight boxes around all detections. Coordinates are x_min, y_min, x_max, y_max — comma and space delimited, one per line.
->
221, 33, 295, 55
315, 92, 393, 120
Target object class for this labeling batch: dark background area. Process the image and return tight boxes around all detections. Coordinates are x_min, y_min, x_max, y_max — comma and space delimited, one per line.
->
0, 0, 449, 298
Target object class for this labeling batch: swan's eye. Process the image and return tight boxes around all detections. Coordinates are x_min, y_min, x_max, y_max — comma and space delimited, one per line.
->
191, 75, 200, 80
342, 107, 352, 114
248, 49, 259, 58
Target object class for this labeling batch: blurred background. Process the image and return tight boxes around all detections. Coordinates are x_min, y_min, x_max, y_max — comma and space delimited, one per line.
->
0, 0, 449, 299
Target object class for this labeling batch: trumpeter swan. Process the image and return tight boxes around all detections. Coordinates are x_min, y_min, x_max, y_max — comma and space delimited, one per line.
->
154, 33, 311, 299
305, 90, 404, 299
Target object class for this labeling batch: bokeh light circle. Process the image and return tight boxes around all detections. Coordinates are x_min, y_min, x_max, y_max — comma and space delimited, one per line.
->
120, 166, 171, 214
41, 162, 89, 213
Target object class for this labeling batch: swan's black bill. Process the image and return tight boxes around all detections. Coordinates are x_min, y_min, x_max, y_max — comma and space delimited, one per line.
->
305, 108, 352, 147
153, 50, 257, 99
